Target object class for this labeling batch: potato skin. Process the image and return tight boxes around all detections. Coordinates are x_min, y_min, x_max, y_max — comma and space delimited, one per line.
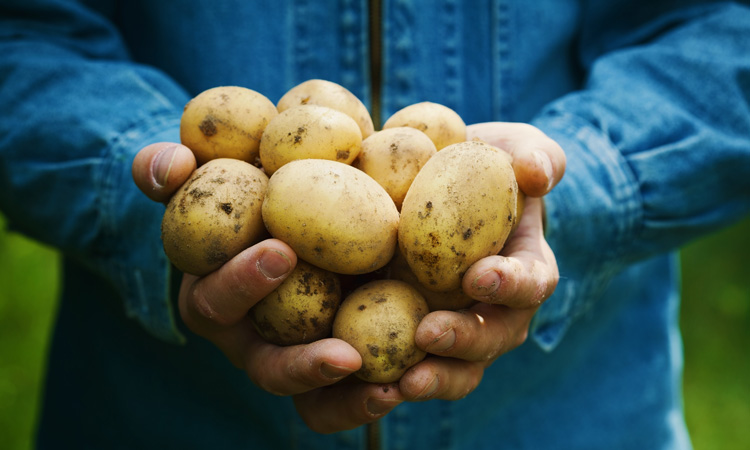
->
161, 158, 268, 276
332, 279, 428, 383
398, 140, 518, 292
354, 127, 437, 211
277, 79, 375, 139
250, 261, 341, 346
259, 104, 363, 175
262, 159, 399, 275
388, 249, 476, 311
382, 102, 466, 150
180, 86, 278, 165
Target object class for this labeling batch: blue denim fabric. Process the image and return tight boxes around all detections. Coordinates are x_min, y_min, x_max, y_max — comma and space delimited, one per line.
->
1, 0, 749, 448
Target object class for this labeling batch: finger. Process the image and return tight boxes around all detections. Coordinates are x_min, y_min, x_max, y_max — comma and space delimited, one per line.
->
179, 239, 296, 335
192, 317, 362, 395
467, 122, 566, 197
414, 303, 535, 363
293, 381, 403, 434
132, 142, 196, 203
178, 239, 363, 396
463, 197, 558, 308
399, 357, 484, 402
243, 335, 363, 396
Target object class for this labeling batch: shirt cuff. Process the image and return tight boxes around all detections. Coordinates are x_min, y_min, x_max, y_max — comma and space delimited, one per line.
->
97, 111, 186, 344
529, 111, 643, 351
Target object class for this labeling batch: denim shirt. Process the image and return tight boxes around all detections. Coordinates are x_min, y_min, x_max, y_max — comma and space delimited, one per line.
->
1, 1, 749, 449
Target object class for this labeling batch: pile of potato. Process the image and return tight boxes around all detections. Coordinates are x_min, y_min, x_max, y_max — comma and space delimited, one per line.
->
161, 80, 520, 383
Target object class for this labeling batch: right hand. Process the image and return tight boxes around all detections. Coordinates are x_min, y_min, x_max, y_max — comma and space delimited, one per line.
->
132, 142, 405, 433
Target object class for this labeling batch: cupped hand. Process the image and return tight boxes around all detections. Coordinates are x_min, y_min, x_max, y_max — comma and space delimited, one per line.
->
398, 196, 557, 400
132, 122, 564, 433
397, 122, 563, 401
132, 143, 401, 433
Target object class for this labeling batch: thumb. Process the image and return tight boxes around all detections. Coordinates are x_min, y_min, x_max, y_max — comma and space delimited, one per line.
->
462, 197, 558, 308
132, 142, 197, 203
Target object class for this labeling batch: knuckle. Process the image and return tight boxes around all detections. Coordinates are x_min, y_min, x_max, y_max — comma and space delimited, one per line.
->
285, 357, 315, 390
248, 349, 317, 397
512, 327, 530, 350
450, 364, 484, 400
548, 269, 560, 295
459, 376, 481, 400
248, 367, 286, 397
191, 290, 234, 327
302, 417, 334, 435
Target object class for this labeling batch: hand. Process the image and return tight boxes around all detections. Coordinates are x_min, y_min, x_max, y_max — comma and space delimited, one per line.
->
133, 143, 401, 433
396, 122, 564, 402
468, 121, 566, 197
131, 123, 564, 433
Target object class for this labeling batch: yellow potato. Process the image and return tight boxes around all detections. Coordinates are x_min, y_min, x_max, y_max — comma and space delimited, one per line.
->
259, 104, 362, 175
180, 86, 278, 165
277, 79, 375, 138
262, 159, 399, 275
398, 140, 518, 292
332, 279, 429, 383
388, 249, 476, 311
354, 127, 437, 210
250, 261, 341, 346
382, 101, 467, 150
161, 158, 269, 276
512, 190, 526, 235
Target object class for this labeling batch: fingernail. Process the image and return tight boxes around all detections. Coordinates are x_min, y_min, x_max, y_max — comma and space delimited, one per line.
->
533, 150, 554, 191
472, 270, 501, 295
366, 398, 401, 417
258, 249, 292, 279
320, 362, 352, 380
426, 328, 456, 353
415, 375, 440, 400
152, 145, 178, 188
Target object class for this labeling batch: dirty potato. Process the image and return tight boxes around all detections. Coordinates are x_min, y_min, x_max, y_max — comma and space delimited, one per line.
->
388, 249, 476, 311
398, 140, 518, 292
180, 86, 278, 165
161, 158, 268, 276
262, 159, 399, 275
332, 279, 429, 383
259, 104, 362, 175
354, 127, 437, 210
250, 261, 342, 346
382, 101, 466, 150
277, 79, 375, 139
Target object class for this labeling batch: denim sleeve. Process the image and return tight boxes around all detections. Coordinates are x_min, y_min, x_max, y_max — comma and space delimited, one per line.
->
0, 1, 190, 343
528, 2, 750, 350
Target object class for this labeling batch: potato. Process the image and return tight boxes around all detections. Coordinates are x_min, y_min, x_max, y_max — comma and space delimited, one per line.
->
262, 159, 398, 274
332, 279, 429, 383
277, 79, 375, 139
249, 261, 341, 346
388, 249, 476, 311
512, 190, 526, 235
398, 140, 518, 292
161, 158, 268, 276
180, 86, 278, 166
382, 102, 466, 150
354, 127, 437, 210
259, 105, 362, 175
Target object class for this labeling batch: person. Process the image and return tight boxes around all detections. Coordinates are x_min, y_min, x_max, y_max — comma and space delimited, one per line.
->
1, 0, 749, 448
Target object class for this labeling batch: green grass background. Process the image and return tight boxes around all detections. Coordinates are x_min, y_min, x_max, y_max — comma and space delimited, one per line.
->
1, 213, 749, 449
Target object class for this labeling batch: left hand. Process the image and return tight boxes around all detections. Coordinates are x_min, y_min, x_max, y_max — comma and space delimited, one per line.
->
294, 122, 565, 426
398, 195, 557, 400
292, 194, 557, 429
396, 121, 564, 401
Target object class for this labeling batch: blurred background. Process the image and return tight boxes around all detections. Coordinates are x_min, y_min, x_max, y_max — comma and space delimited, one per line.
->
1, 212, 748, 449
